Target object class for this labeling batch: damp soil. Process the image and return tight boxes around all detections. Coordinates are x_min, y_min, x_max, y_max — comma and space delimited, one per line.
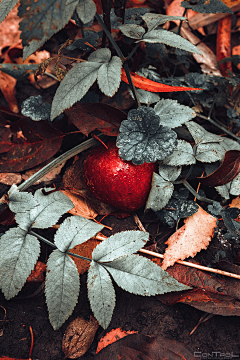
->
0, 209, 240, 360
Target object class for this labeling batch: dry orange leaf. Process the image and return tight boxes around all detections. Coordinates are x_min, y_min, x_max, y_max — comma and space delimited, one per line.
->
216, 15, 232, 77
69, 237, 103, 275
161, 206, 217, 270
61, 189, 98, 219
96, 328, 138, 354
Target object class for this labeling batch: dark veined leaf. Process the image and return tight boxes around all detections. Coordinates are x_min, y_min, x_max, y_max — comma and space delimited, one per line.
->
116, 106, 177, 165
95, 333, 195, 360
199, 150, 240, 187
21, 95, 51, 121
156, 189, 199, 227
65, 102, 126, 136
18, 0, 79, 61
220, 207, 240, 240
181, 0, 233, 14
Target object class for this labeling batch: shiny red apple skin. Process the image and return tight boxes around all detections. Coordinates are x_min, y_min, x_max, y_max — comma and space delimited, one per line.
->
83, 140, 157, 212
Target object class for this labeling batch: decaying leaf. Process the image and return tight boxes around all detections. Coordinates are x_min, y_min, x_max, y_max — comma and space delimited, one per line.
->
96, 327, 138, 354
162, 206, 217, 270
62, 315, 99, 359
94, 333, 195, 359
61, 190, 98, 219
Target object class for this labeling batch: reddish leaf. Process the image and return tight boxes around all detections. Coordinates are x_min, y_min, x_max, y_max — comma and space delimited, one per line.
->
60, 189, 98, 219
199, 150, 240, 187
121, 69, 202, 92
96, 328, 138, 354
162, 206, 217, 270
151, 258, 240, 300
216, 15, 232, 77
94, 333, 194, 359
0, 207, 15, 226
0, 172, 22, 185
158, 289, 240, 316
69, 238, 101, 275
65, 103, 126, 136
0, 118, 64, 172
26, 261, 46, 284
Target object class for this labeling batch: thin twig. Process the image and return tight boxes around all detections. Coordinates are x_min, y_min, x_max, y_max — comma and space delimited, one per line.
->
197, 113, 240, 143
133, 214, 147, 232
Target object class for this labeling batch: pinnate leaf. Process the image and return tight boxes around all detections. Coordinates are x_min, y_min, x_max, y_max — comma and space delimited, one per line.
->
103, 254, 191, 296
145, 172, 174, 212
0, 228, 40, 299
140, 29, 202, 55
0, 0, 20, 25
97, 56, 122, 97
87, 261, 116, 329
45, 250, 80, 330
154, 99, 196, 128
76, 0, 96, 24
8, 184, 38, 213
54, 216, 104, 252
118, 24, 145, 39
162, 206, 217, 270
15, 188, 73, 231
142, 13, 187, 31
92, 230, 149, 262
117, 106, 177, 165
51, 61, 101, 120
18, 0, 79, 61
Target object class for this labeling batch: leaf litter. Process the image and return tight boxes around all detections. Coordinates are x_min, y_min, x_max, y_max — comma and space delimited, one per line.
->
1, 0, 240, 358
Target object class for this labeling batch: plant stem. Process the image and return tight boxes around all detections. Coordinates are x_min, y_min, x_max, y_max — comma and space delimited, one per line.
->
197, 114, 240, 143
126, 43, 140, 61
18, 136, 106, 192
181, 179, 213, 204
30, 230, 92, 262
95, 12, 140, 107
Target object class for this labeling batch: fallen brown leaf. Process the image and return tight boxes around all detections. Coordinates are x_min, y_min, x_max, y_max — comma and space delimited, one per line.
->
162, 206, 217, 270
62, 315, 99, 359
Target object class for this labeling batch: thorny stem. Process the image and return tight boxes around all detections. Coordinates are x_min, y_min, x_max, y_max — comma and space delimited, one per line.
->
30, 230, 92, 262
95, 12, 141, 107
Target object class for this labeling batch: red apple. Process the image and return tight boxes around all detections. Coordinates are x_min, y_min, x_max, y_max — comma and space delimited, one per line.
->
83, 140, 156, 212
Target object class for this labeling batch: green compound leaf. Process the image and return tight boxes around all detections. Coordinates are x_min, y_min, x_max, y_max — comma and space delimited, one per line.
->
0, 228, 40, 300
18, 0, 79, 61
51, 61, 101, 120
15, 188, 73, 231
139, 29, 202, 55
54, 216, 104, 252
116, 106, 177, 165
142, 13, 187, 31
181, 0, 233, 14
45, 250, 80, 330
0, 0, 19, 24
97, 56, 122, 97
103, 254, 191, 296
92, 230, 149, 262
87, 261, 116, 329
76, 0, 96, 24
